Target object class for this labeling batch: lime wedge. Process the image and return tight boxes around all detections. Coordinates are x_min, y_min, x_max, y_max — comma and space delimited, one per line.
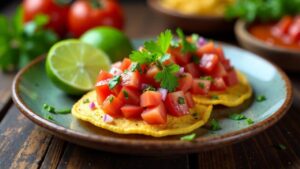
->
46, 40, 111, 95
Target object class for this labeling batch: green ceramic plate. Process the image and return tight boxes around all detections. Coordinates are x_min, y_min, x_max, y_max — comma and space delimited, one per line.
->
12, 40, 293, 155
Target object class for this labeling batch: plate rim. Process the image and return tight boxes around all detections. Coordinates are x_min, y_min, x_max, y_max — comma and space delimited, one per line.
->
12, 44, 293, 154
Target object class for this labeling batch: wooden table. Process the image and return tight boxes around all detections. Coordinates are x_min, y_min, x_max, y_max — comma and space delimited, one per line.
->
1, 2, 300, 169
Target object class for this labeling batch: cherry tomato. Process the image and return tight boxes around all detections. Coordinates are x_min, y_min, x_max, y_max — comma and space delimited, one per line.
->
121, 105, 143, 118
140, 91, 162, 107
68, 0, 124, 37
23, 0, 69, 37
165, 91, 189, 116
141, 103, 167, 124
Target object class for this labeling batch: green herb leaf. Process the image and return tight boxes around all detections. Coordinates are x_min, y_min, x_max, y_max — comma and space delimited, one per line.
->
198, 82, 205, 89
176, 28, 196, 53
200, 76, 213, 81
83, 99, 90, 104
211, 95, 219, 100
246, 118, 254, 125
178, 97, 185, 104
109, 75, 121, 89
210, 119, 222, 131
123, 90, 129, 99
256, 95, 266, 102
43, 104, 71, 114
109, 96, 114, 103
229, 113, 247, 120
155, 64, 180, 92
180, 133, 196, 141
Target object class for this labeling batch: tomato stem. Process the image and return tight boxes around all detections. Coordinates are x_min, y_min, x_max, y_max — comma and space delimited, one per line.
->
90, 0, 103, 9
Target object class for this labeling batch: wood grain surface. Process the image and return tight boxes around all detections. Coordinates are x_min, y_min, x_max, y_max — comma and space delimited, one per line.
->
0, 2, 300, 169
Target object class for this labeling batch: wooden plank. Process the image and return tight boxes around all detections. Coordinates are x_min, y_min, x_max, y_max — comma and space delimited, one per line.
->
197, 105, 300, 169
0, 106, 52, 169
40, 138, 66, 169
55, 143, 189, 169
0, 72, 14, 120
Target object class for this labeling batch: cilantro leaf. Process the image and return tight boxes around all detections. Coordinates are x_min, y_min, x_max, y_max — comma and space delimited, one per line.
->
229, 113, 247, 120
176, 28, 196, 53
256, 95, 266, 102
210, 119, 222, 131
129, 50, 153, 64
246, 118, 254, 125
157, 29, 173, 53
155, 64, 180, 92
109, 75, 121, 89
180, 133, 196, 141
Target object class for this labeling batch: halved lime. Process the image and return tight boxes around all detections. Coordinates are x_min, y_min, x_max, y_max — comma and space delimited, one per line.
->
46, 40, 111, 95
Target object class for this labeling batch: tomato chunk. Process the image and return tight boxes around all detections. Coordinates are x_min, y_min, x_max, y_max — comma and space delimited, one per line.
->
121, 71, 141, 89
184, 92, 195, 108
118, 86, 140, 105
165, 91, 189, 116
120, 58, 132, 71
184, 63, 200, 78
211, 77, 227, 91
112, 61, 122, 69
96, 80, 112, 104
196, 41, 215, 57
224, 69, 239, 87
272, 16, 293, 36
141, 103, 167, 124
140, 91, 162, 107
177, 73, 193, 92
102, 95, 124, 117
208, 63, 227, 78
96, 70, 113, 82
121, 105, 143, 118
169, 46, 191, 66
191, 79, 211, 95
199, 54, 219, 74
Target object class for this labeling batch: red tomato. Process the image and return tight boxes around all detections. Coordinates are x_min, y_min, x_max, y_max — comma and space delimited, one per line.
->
23, 0, 69, 37
191, 79, 211, 95
196, 41, 215, 57
145, 65, 160, 86
165, 91, 189, 116
169, 47, 191, 66
120, 58, 132, 71
118, 87, 140, 105
95, 71, 113, 104
121, 71, 141, 89
273, 16, 293, 36
102, 95, 124, 117
208, 63, 227, 78
177, 73, 193, 92
140, 91, 162, 107
121, 105, 143, 118
211, 77, 227, 91
184, 63, 200, 78
68, 0, 124, 37
184, 92, 195, 108
288, 17, 300, 42
214, 46, 226, 62
223, 69, 239, 87
199, 54, 219, 74
141, 103, 167, 124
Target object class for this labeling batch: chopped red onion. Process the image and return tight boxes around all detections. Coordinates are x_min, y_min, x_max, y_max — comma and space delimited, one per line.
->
198, 37, 206, 47
109, 67, 122, 75
103, 114, 114, 123
176, 67, 185, 77
89, 102, 96, 110
158, 88, 168, 101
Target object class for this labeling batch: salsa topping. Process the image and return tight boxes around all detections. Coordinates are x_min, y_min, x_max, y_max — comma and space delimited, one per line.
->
95, 29, 239, 124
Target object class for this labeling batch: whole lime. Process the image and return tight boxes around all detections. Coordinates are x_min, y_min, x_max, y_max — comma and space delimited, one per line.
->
80, 27, 133, 62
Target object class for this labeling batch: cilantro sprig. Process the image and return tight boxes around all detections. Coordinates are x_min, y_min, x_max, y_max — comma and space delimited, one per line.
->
129, 30, 181, 92
176, 28, 196, 53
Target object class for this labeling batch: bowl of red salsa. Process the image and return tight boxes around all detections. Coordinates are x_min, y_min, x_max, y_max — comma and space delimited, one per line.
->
235, 16, 300, 72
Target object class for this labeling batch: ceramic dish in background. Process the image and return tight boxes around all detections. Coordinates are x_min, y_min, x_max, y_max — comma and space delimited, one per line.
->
235, 20, 300, 72
12, 40, 292, 155
147, 0, 233, 33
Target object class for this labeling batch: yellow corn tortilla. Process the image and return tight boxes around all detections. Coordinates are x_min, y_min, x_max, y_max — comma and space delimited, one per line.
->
193, 71, 252, 107
72, 91, 212, 137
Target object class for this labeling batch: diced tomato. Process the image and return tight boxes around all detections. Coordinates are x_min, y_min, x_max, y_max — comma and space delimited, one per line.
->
121, 105, 143, 118
109, 67, 122, 76
120, 58, 132, 71
96, 70, 113, 82
191, 79, 211, 95
273, 16, 293, 36
196, 41, 215, 57
214, 46, 226, 61
118, 86, 140, 105
288, 17, 300, 42
211, 77, 227, 91
208, 63, 227, 78
184, 63, 200, 78
111, 84, 122, 96
199, 54, 219, 74
121, 71, 141, 89
112, 61, 122, 69
141, 102, 167, 124
184, 92, 195, 108
165, 91, 189, 116
222, 59, 231, 71
140, 91, 162, 107
177, 73, 193, 92
169, 47, 191, 66
146, 65, 160, 79
102, 95, 124, 117
223, 69, 239, 87
95, 79, 112, 104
